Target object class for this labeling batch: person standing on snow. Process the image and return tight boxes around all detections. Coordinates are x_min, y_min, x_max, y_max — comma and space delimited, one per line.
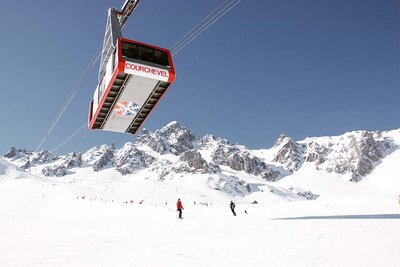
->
177, 198, 184, 219
230, 201, 236, 216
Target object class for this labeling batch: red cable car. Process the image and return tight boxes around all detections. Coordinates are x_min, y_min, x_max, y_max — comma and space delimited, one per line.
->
88, 38, 175, 134
88, 1, 175, 134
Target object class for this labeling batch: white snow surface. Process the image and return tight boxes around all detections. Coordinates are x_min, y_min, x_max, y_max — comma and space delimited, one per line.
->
1, 146, 400, 267
1, 128, 400, 266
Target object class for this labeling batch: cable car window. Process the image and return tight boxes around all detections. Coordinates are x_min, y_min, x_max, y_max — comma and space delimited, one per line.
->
139, 46, 153, 61
122, 41, 169, 67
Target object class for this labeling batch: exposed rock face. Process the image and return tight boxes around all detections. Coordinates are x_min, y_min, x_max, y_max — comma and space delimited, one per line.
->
135, 129, 169, 154
1, 123, 398, 187
114, 143, 156, 175
3, 148, 55, 170
179, 150, 209, 173
207, 175, 251, 196
227, 153, 243, 172
319, 131, 390, 181
39, 152, 81, 177
21, 161, 31, 170
305, 142, 327, 165
42, 165, 67, 177
175, 150, 221, 174
83, 144, 115, 171
206, 137, 238, 165
272, 135, 304, 172
31, 150, 55, 165
3, 147, 32, 160
155, 121, 199, 155
227, 152, 281, 181
54, 166, 68, 177
343, 131, 388, 181
297, 191, 319, 200
3, 148, 36, 169
135, 122, 199, 156
60, 152, 82, 169
41, 166, 52, 176
208, 137, 281, 181
3, 147, 17, 158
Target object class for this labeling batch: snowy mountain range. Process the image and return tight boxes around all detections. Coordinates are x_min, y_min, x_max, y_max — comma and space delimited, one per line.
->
2, 121, 399, 200
2, 122, 400, 267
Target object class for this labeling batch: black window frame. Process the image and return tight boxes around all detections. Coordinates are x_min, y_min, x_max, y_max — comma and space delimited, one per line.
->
121, 41, 170, 68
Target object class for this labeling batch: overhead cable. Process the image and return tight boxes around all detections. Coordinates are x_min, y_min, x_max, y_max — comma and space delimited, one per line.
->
35, 45, 102, 152
46, 0, 242, 153
50, 121, 88, 153
171, 0, 242, 56
169, 0, 231, 51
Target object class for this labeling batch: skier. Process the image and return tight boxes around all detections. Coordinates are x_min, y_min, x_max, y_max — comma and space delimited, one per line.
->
177, 198, 184, 219
230, 201, 236, 216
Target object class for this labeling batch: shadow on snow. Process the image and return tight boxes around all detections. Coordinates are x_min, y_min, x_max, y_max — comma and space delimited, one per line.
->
274, 214, 400, 220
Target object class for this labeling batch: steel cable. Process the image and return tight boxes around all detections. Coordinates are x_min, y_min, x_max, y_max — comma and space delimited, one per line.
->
171, 0, 241, 55
35, 44, 102, 152
46, 0, 242, 153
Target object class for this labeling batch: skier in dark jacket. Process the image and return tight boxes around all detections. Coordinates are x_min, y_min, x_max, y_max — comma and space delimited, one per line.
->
177, 198, 184, 219
230, 201, 236, 216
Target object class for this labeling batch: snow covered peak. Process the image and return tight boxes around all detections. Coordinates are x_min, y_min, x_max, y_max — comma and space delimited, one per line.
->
136, 121, 199, 155
156, 121, 198, 140
3, 147, 56, 170
114, 143, 156, 175
272, 135, 304, 172
4, 147, 32, 160
297, 130, 397, 181
274, 134, 293, 147
165, 120, 179, 128
201, 134, 232, 150
2, 123, 399, 186
82, 144, 115, 171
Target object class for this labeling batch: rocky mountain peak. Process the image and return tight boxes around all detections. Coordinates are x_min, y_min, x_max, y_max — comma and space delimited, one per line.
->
3, 147, 56, 170
4, 147, 32, 160
31, 150, 55, 165
3, 147, 18, 159
301, 130, 397, 182
135, 129, 169, 154
348, 131, 383, 161
272, 135, 305, 172
175, 150, 221, 174
137, 122, 199, 155
179, 150, 209, 173
114, 142, 156, 175
274, 134, 291, 147
2, 122, 399, 186
82, 144, 115, 171
155, 121, 195, 138
201, 134, 232, 150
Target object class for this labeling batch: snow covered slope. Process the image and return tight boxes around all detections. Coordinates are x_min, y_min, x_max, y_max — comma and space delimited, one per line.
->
1, 124, 400, 266
3, 122, 399, 202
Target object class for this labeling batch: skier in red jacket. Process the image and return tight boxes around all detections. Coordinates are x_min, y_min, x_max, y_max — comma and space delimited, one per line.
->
177, 198, 184, 219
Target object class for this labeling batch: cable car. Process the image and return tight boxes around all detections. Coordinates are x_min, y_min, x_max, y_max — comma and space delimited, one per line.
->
88, 38, 175, 134
88, 1, 175, 134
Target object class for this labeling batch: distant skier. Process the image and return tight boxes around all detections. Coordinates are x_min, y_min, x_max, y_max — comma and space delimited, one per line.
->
177, 198, 184, 219
230, 201, 236, 216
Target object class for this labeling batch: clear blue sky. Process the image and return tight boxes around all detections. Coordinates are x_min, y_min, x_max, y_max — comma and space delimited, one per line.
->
0, 0, 398, 154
